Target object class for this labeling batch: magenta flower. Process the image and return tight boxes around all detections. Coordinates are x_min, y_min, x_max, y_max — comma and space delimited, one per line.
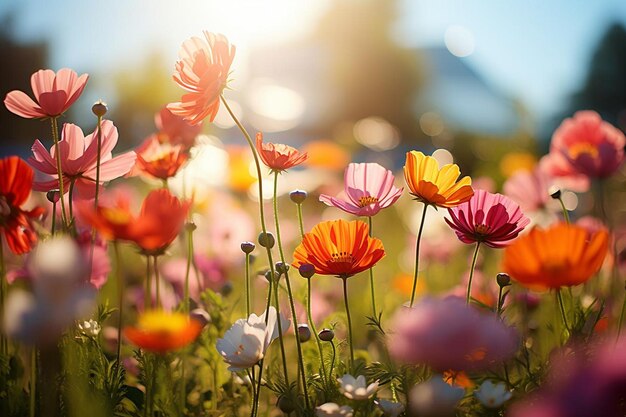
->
319, 162, 403, 216
445, 189, 530, 248
550, 110, 625, 179
29, 121, 136, 199
388, 297, 518, 371
4, 68, 88, 119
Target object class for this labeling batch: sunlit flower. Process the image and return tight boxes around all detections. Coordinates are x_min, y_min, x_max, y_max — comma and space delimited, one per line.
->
410, 375, 465, 417
389, 297, 518, 371
216, 307, 290, 371
0, 156, 44, 254
315, 403, 353, 417
319, 162, 403, 216
29, 121, 136, 199
502, 222, 609, 290
255, 132, 308, 172
168, 32, 235, 125
375, 399, 404, 417
474, 380, 512, 408
77, 319, 101, 338
76, 188, 190, 255
539, 152, 590, 192
445, 190, 530, 248
292, 219, 385, 278
503, 165, 558, 214
550, 110, 625, 178
124, 310, 202, 354
403, 151, 474, 208
338, 374, 379, 400
155, 106, 202, 148
134, 135, 189, 180
4, 68, 88, 119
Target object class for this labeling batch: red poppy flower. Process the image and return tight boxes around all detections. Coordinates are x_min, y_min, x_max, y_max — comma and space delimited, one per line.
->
0, 157, 44, 254
134, 135, 189, 180
124, 310, 202, 354
256, 132, 308, 172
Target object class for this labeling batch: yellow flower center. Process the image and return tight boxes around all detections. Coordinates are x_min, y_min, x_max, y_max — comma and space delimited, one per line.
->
331, 251, 354, 264
358, 196, 379, 207
568, 142, 599, 160
137, 311, 189, 334
475, 224, 492, 236
102, 207, 132, 225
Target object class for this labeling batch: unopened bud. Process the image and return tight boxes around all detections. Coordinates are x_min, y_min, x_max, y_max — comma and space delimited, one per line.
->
258, 232, 275, 249
496, 272, 511, 287
190, 308, 211, 327
220, 282, 233, 296
289, 190, 308, 204
277, 396, 295, 413
46, 190, 60, 203
549, 187, 561, 200
298, 264, 315, 279
91, 100, 108, 117
264, 270, 276, 282
319, 328, 334, 342
185, 222, 197, 232
241, 241, 256, 254
297, 324, 311, 342
275, 262, 290, 275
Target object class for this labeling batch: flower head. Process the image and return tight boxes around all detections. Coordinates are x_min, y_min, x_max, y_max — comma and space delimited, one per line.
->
502, 222, 609, 290
292, 219, 385, 278
337, 374, 379, 400
29, 121, 136, 199
155, 106, 202, 149
256, 132, 308, 172
315, 403, 353, 417
375, 399, 405, 417
216, 307, 290, 371
550, 110, 625, 178
124, 310, 202, 354
403, 151, 474, 208
168, 32, 235, 125
445, 190, 530, 248
134, 135, 189, 180
474, 380, 512, 409
0, 157, 44, 254
410, 375, 465, 417
4, 68, 88, 119
320, 162, 403, 216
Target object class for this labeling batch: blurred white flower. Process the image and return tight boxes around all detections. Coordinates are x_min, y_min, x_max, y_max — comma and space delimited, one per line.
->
216, 306, 290, 371
315, 402, 353, 417
410, 375, 464, 417
77, 319, 101, 337
337, 374, 379, 400
474, 380, 512, 408
375, 399, 405, 417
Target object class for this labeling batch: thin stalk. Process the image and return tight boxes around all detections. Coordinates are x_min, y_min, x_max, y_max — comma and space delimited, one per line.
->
114, 241, 124, 365
68, 179, 75, 221
410, 204, 429, 307
272, 275, 290, 387
272, 171, 309, 407
328, 341, 337, 379
245, 252, 251, 317
496, 285, 505, 318
154, 256, 161, 309
367, 217, 377, 318
342, 276, 355, 369
50, 117, 67, 229
0, 238, 6, 355
296, 203, 305, 238
145, 255, 151, 309
557, 195, 570, 224
246, 368, 257, 417
466, 242, 481, 305
556, 289, 570, 333
184, 226, 194, 313
30, 347, 36, 417
252, 363, 264, 417
51, 201, 57, 235
618, 283, 626, 340
94, 115, 103, 209
307, 278, 327, 383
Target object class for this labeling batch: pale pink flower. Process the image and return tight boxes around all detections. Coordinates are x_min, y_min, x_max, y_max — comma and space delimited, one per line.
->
155, 106, 202, 149
4, 68, 88, 119
319, 162, 403, 216
446, 190, 530, 248
388, 297, 518, 371
29, 121, 136, 199
550, 110, 625, 178
539, 152, 590, 192
503, 166, 557, 213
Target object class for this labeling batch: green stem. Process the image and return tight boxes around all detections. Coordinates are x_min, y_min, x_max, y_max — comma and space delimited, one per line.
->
410, 204, 429, 307
68, 178, 75, 221
51, 201, 57, 235
557, 196, 570, 224
367, 217, 377, 318
329, 341, 337, 379
466, 242, 481, 305
272, 171, 309, 407
154, 256, 161, 309
247, 368, 257, 417
342, 276, 355, 370
245, 252, 251, 317
618, 282, 626, 340
252, 363, 263, 417
30, 347, 36, 417
496, 285, 505, 318
296, 204, 305, 238
145, 256, 151, 309
556, 289, 570, 333
114, 241, 124, 365
307, 278, 327, 384
94, 115, 103, 209
184, 227, 194, 313
50, 117, 67, 229
272, 273, 290, 387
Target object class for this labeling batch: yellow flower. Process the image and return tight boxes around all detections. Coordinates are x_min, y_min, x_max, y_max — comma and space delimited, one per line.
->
403, 151, 474, 208
124, 310, 202, 354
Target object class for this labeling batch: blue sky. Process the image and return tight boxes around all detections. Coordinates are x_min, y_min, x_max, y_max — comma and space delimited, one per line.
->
2, 0, 626, 125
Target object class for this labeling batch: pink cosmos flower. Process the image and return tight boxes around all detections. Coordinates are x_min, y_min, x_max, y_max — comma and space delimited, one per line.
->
446, 190, 530, 248
168, 32, 236, 125
155, 107, 202, 149
550, 110, 625, 179
539, 152, 590, 192
319, 162, 403, 217
29, 121, 136, 199
503, 166, 556, 213
388, 297, 518, 372
4, 68, 88, 119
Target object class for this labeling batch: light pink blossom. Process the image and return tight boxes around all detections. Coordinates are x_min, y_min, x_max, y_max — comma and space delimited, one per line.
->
155, 106, 202, 149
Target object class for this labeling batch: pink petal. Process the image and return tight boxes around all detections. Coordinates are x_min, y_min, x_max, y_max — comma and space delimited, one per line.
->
30, 69, 55, 100
29, 140, 58, 175
4, 90, 45, 118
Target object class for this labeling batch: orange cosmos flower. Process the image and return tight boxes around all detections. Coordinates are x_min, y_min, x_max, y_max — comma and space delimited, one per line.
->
256, 132, 308, 172
124, 310, 202, 354
403, 151, 474, 208
502, 222, 609, 290
292, 219, 385, 278
134, 135, 189, 180
77, 189, 190, 255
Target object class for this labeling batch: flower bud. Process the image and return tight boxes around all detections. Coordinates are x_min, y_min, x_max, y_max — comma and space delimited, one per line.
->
549, 186, 561, 200
185, 222, 197, 232
258, 232, 275, 249
46, 190, 60, 203
220, 282, 233, 296
275, 262, 290, 275
319, 328, 334, 342
496, 272, 511, 287
264, 270, 275, 282
241, 241, 256, 254
298, 264, 315, 279
289, 190, 307, 204
190, 308, 211, 327
91, 100, 108, 117
277, 396, 295, 413
297, 324, 311, 342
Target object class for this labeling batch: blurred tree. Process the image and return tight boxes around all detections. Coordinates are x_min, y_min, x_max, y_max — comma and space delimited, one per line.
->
312, 0, 424, 145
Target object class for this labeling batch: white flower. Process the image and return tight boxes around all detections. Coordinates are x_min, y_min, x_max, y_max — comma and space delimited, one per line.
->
376, 399, 405, 417
410, 374, 464, 417
338, 374, 379, 400
474, 380, 512, 408
315, 402, 353, 417
216, 306, 290, 371
77, 319, 101, 337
